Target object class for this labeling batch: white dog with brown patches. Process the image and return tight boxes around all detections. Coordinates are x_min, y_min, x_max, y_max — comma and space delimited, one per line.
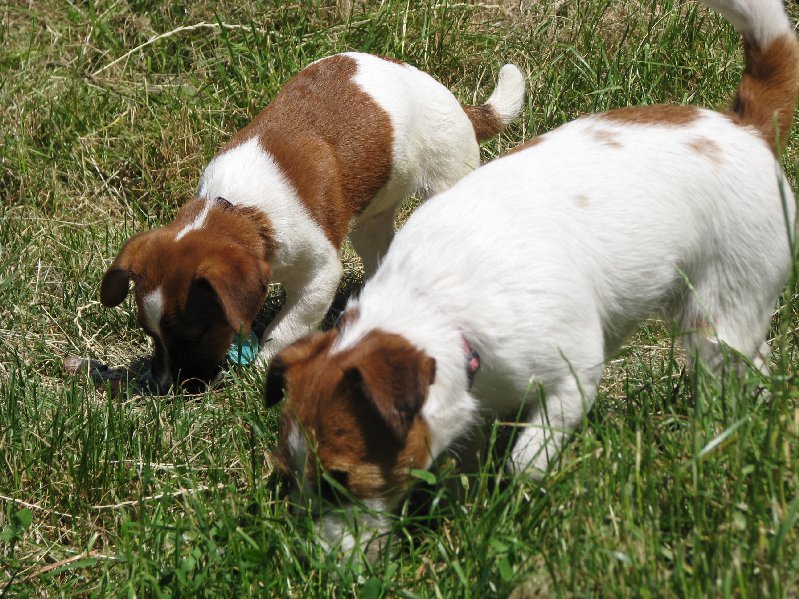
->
265, 0, 799, 559
99, 54, 525, 390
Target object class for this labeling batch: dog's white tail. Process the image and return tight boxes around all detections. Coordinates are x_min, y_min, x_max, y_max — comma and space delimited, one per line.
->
462, 64, 526, 142
702, 0, 799, 153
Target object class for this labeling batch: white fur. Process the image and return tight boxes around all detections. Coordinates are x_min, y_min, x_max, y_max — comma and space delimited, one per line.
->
317, 498, 392, 562
287, 422, 309, 488
338, 0, 796, 476
344, 108, 794, 477
702, 0, 792, 46
292, 0, 797, 562
141, 287, 172, 388
198, 137, 343, 363
196, 54, 524, 362
142, 287, 165, 338
485, 64, 526, 125
347, 52, 481, 204
175, 200, 212, 241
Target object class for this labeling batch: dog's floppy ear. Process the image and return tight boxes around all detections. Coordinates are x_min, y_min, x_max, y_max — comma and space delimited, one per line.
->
196, 251, 271, 335
264, 332, 336, 407
344, 333, 436, 441
100, 232, 153, 307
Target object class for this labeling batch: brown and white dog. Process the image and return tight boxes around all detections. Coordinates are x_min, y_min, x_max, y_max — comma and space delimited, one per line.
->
100, 53, 525, 390
265, 0, 798, 559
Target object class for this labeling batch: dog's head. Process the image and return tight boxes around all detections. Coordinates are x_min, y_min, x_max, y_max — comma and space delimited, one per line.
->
265, 326, 437, 558
100, 200, 271, 391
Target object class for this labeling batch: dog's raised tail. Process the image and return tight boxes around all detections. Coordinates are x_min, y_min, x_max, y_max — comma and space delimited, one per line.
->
703, 0, 799, 153
462, 64, 526, 142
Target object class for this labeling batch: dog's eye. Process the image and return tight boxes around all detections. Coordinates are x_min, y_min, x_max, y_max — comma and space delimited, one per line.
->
318, 469, 349, 503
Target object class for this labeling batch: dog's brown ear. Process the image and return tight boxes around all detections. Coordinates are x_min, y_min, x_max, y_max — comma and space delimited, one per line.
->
264, 332, 336, 407
344, 333, 436, 441
100, 233, 152, 307
197, 250, 271, 335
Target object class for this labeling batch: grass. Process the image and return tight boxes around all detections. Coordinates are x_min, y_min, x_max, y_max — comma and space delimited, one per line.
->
1, 0, 798, 596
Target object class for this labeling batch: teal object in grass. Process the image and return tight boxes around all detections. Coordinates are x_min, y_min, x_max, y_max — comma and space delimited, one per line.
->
228, 331, 260, 365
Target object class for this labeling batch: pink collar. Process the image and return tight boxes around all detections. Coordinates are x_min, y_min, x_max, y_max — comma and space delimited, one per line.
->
462, 336, 480, 389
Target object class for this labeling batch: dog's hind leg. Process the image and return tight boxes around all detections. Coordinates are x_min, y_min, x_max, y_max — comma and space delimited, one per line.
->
684, 323, 772, 377
676, 282, 775, 377
349, 208, 397, 279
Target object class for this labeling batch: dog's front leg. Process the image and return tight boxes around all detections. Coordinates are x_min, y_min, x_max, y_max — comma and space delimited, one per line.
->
507, 377, 598, 479
257, 249, 343, 365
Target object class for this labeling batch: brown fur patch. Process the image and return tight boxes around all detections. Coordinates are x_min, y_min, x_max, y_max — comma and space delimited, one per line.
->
600, 104, 701, 126
686, 137, 723, 164
729, 34, 799, 154
220, 54, 395, 248
269, 328, 435, 501
462, 103, 503, 142
176, 199, 277, 260
591, 128, 623, 148
100, 199, 274, 385
335, 306, 361, 330
575, 194, 591, 208
502, 135, 546, 157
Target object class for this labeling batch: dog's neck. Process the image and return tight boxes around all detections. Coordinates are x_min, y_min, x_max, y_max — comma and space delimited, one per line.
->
183, 196, 276, 261
212, 195, 234, 211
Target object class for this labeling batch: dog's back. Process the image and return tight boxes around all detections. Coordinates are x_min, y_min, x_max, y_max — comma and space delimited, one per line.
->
349, 0, 798, 468
368, 0, 798, 364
